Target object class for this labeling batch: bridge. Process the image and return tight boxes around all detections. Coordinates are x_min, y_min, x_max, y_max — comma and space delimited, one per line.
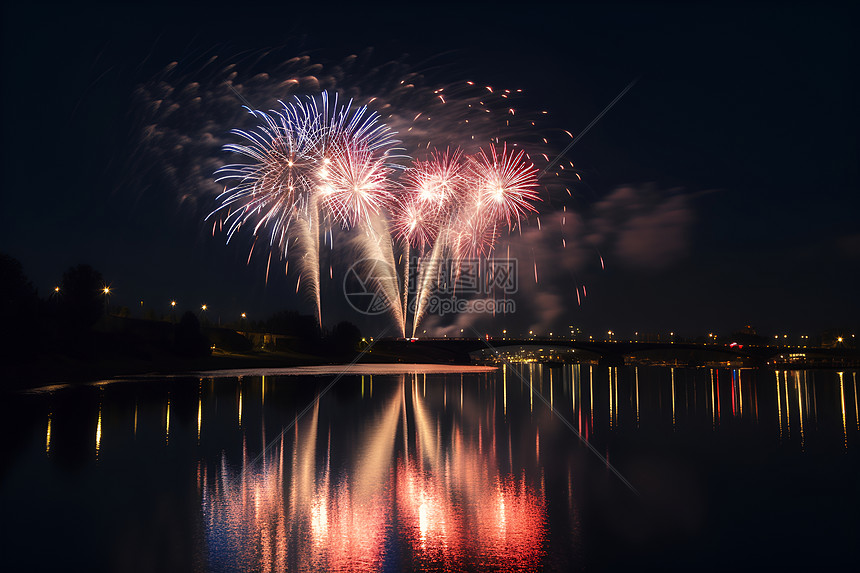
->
372, 337, 859, 367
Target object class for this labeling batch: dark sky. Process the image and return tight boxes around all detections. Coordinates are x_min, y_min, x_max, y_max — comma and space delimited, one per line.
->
2, 2, 857, 339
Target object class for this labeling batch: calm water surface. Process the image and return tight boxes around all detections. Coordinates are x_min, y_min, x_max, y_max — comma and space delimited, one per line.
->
1, 364, 858, 571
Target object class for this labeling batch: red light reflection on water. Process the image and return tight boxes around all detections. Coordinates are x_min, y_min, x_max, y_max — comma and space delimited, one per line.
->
397, 460, 545, 571
200, 377, 547, 571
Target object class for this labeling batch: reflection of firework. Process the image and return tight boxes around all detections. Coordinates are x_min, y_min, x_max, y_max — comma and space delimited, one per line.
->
201, 375, 547, 571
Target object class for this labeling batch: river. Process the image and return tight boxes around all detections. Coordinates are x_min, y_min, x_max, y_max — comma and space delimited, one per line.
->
1, 364, 857, 571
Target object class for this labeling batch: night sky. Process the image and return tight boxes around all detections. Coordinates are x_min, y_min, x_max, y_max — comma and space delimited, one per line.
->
2, 3, 857, 338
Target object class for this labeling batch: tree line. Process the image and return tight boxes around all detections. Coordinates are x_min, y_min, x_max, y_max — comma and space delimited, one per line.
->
0, 253, 362, 365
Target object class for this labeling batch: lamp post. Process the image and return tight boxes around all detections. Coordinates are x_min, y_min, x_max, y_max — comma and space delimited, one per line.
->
170, 300, 177, 322
102, 286, 111, 315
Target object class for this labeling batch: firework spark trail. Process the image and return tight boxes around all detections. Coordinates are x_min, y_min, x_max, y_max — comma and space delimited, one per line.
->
411, 231, 448, 338
355, 216, 406, 337
308, 197, 322, 326
401, 240, 410, 329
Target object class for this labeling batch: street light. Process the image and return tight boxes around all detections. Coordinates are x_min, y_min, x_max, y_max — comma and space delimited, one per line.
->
102, 286, 111, 315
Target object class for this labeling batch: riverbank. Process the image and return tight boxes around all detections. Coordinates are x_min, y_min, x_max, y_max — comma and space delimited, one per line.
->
1, 350, 295, 391
1, 343, 458, 392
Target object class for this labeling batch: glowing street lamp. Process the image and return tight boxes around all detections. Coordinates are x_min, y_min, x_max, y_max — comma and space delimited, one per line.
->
102, 286, 111, 315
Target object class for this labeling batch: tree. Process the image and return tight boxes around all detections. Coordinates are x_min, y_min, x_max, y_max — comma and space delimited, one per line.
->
0, 253, 39, 358
59, 264, 104, 332
0, 253, 38, 319
329, 321, 362, 355
264, 310, 322, 339
174, 311, 211, 357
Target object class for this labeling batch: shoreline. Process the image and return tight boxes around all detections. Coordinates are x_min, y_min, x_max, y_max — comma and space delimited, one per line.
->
2, 345, 469, 392
3, 350, 334, 392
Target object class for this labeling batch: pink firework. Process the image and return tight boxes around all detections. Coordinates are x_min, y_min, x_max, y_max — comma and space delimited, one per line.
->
405, 148, 466, 209
470, 143, 540, 228
320, 142, 394, 228
391, 197, 440, 249
448, 213, 500, 260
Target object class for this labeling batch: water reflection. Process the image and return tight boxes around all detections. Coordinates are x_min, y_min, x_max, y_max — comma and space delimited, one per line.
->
200, 375, 547, 571
45, 412, 52, 454
839, 372, 847, 449
8, 364, 860, 571
95, 402, 102, 458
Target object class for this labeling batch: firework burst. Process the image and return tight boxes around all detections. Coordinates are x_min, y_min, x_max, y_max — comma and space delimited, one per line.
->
321, 143, 394, 229
470, 143, 540, 229
209, 87, 543, 337
391, 197, 439, 250
208, 92, 402, 326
